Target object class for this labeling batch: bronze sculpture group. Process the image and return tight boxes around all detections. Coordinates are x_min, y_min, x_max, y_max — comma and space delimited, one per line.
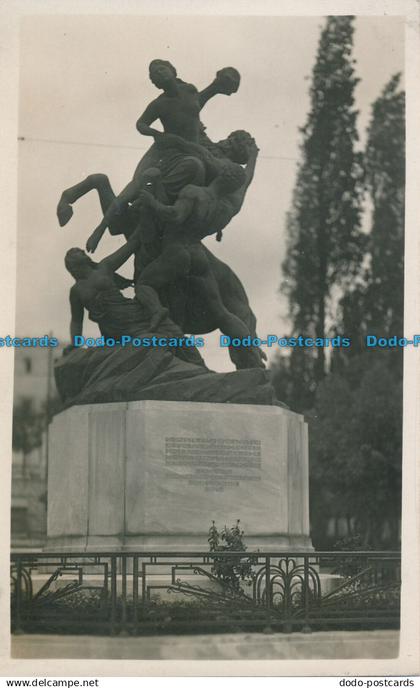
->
55, 60, 278, 407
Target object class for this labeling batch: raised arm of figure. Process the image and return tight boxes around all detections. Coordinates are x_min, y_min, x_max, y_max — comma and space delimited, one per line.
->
198, 81, 222, 109
198, 67, 241, 109
227, 143, 259, 213
99, 229, 142, 273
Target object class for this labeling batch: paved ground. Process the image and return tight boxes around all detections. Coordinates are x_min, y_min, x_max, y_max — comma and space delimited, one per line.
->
12, 630, 399, 660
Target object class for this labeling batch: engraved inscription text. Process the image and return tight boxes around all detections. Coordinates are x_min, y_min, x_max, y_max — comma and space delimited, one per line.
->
165, 437, 262, 492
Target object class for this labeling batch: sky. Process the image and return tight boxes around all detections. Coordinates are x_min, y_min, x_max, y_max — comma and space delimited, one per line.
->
16, 14, 404, 372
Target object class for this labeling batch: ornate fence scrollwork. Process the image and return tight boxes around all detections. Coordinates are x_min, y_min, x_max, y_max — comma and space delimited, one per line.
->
10, 550, 401, 635
11, 557, 110, 634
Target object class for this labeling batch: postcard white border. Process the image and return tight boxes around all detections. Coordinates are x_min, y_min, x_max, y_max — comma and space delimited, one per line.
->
0, 0, 418, 678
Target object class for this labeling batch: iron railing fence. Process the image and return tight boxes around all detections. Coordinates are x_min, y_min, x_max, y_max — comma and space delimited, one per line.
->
10, 550, 401, 636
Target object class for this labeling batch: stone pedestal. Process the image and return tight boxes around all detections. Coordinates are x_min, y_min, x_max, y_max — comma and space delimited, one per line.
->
47, 400, 312, 551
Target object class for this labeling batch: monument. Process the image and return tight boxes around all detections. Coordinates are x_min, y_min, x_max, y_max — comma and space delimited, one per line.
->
47, 60, 312, 552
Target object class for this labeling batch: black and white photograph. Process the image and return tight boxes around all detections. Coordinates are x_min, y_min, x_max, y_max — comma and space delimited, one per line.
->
1, 0, 419, 679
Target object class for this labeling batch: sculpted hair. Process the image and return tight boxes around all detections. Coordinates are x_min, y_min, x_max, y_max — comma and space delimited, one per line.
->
64, 248, 133, 290
149, 59, 177, 77
64, 248, 96, 277
228, 129, 252, 143
220, 163, 246, 192
227, 130, 253, 164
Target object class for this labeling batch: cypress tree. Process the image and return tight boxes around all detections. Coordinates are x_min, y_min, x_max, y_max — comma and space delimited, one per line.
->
281, 16, 364, 398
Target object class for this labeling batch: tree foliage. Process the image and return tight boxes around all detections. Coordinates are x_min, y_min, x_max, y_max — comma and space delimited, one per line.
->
12, 395, 63, 455
12, 398, 44, 455
337, 73, 405, 352
310, 74, 404, 548
272, 23, 405, 547
281, 16, 364, 392
309, 353, 402, 547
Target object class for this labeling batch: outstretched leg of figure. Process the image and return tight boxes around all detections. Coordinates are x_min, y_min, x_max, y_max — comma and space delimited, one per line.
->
189, 246, 264, 369
88, 168, 165, 245
135, 243, 191, 330
202, 246, 267, 367
215, 267, 267, 367
57, 173, 118, 228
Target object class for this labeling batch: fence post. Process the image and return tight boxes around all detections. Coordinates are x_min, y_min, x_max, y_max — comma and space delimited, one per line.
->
141, 561, 147, 610
282, 557, 293, 633
120, 555, 129, 636
263, 555, 273, 633
302, 554, 312, 633
133, 556, 139, 635
14, 560, 24, 635
110, 555, 117, 636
